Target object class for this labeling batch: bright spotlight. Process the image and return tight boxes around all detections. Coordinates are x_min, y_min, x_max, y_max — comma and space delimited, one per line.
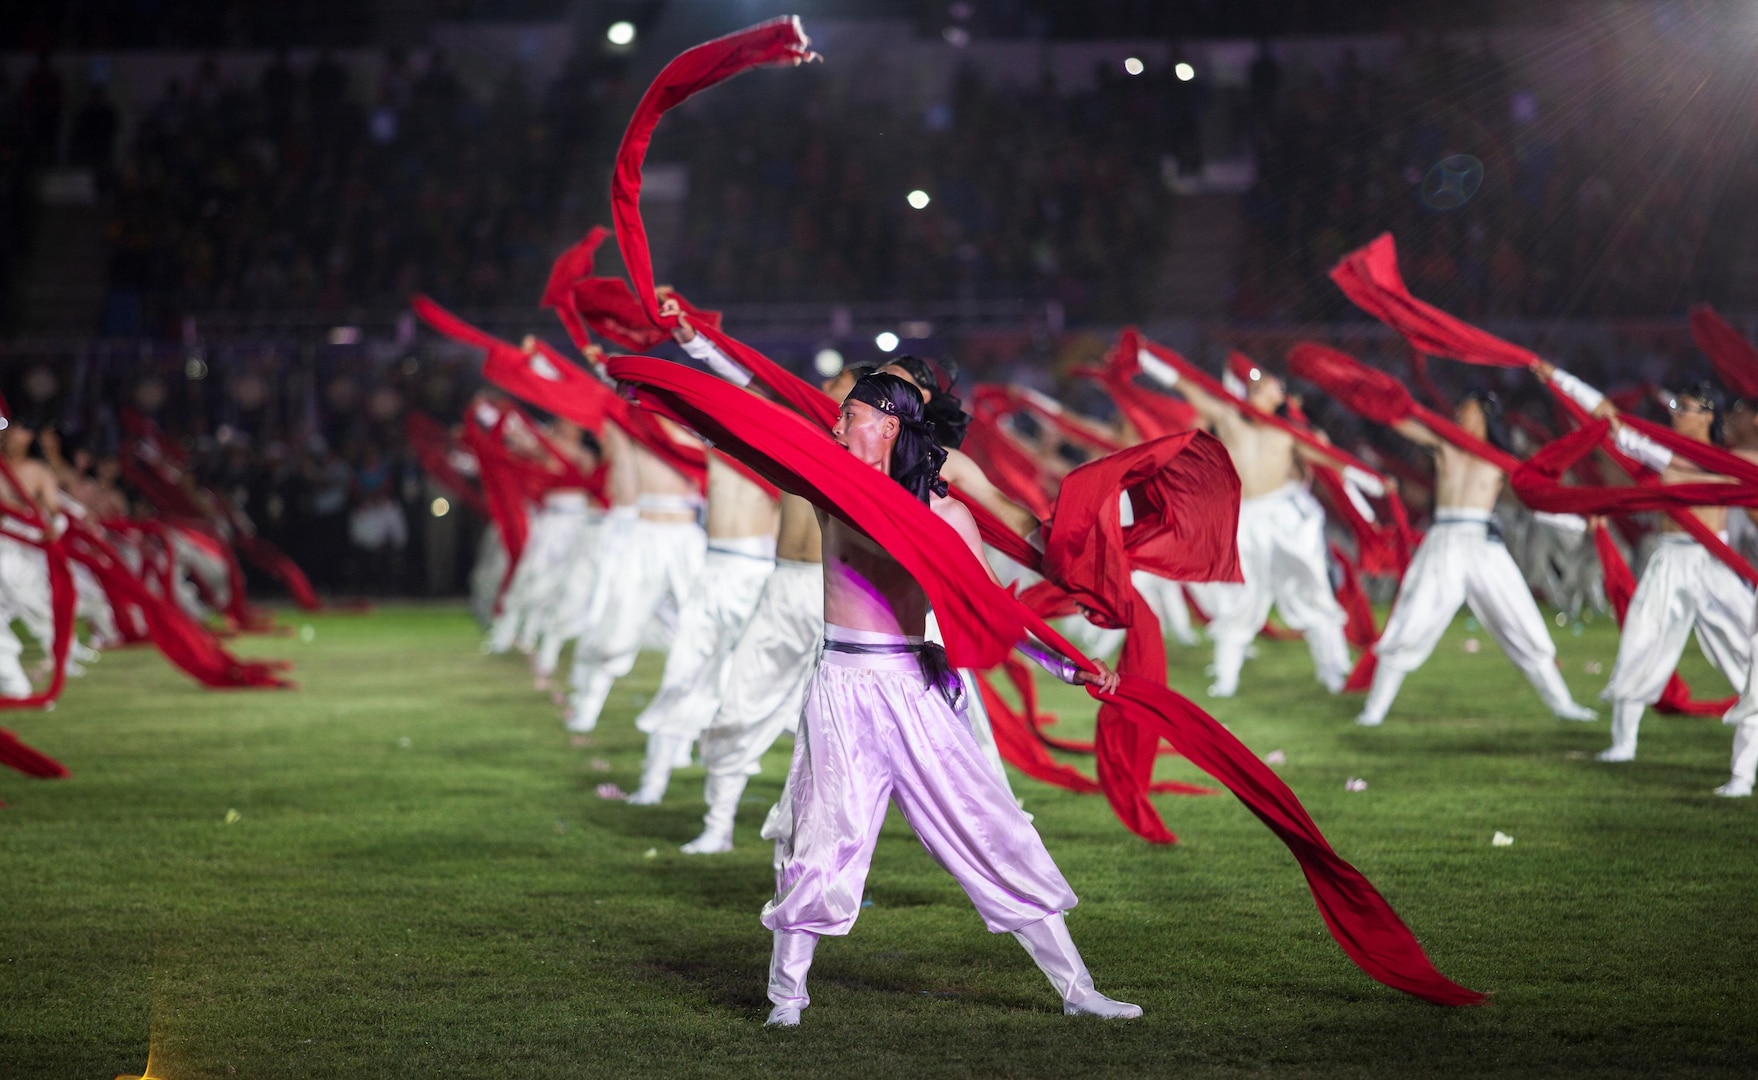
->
813, 348, 845, 378
906, 189, 931, 210
1175, 62, 1195, 82
430, 497, 451, 518
606, 21, 636, 46
875, 332, 900, 353
1123, 57, 1144, 76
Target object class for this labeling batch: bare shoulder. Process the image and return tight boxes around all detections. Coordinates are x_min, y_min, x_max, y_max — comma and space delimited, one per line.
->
931, 492, 981, 539
940, 446, 977, 486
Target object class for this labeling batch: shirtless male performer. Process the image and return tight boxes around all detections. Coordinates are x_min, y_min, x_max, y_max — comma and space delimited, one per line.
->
1137, 352, 1352, 697
665, 320, 858, 853
563, 412, 706, 733
1541, 365, 1755, 770
0, 410, 62, 696
1356, 391, 1597, 726
761, 371, 1138, 1025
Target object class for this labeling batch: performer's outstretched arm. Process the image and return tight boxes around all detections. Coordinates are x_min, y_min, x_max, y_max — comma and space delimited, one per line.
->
937, 493, 1119, 693
1533, 360, 1674, 472
1136, 349, 1237, 431
667, 303, 754, 387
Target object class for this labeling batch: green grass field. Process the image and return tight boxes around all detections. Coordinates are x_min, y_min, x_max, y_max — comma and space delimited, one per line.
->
2, 604, 1756, 1079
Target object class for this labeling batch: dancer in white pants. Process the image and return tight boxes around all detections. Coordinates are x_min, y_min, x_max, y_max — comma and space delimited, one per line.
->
485, 487, 594, 656
564, 499, 705, 732
1137, 351, 1352, 696
1540, 365, 1757, 765
685, 553, 823, 854
1188, 482, 1351, 695
626, 530, 777, 802
762, 370, 1137, 1025
1357, 394, 1595, 726
533, 507, 610, 689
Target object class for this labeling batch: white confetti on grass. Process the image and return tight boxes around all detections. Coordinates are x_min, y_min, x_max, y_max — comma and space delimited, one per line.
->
224, 808, 241, 824
299, 625, 316, 642
1344, 778, 1368, 792
595, 783, 626, 800
1492, 831, 1515, 847
1264, 750, 1286, 766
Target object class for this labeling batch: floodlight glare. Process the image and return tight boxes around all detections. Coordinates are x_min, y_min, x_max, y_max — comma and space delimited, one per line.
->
1124, 57, 1144, 76
607, 21, 636, 46
1175, 62, 1195, 81
907, 189, 931, 210
813, 348, 846, 377
875, 332, 900, 353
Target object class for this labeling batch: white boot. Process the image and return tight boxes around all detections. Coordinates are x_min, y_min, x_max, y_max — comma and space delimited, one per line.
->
1207, 640, 1246, 698
564, 669, 616, 733
1011, 912, 1142, 1019
1531, 663, 1596, 721
1716, 719, 1758, 796
1355, 665, 1405, 727
682, 772, 746, 854
1597, 700, 1642, 762
1306, 623, 1350, 694
766, 929, 817, 1026
627, 733, 688, 806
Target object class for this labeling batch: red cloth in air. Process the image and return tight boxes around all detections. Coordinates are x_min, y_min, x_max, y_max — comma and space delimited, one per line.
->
1330, 233, 1538, 369
0, 728, 67, 778
960, 406, 1058, 523
0, 459, 76, 713
1690, 304, 1758, 402
404, 411, 490, 517
609, 353, 1483, 1007
63, 519, 292, 690
541, 226, 612, 352
611, 16, 815, 341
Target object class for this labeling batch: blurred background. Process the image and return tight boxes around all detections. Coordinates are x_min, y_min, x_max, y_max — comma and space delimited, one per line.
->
2, 0, 1755, 596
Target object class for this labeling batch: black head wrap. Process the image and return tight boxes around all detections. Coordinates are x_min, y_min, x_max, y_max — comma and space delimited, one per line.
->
889, 355, 970, 449
1677, 380, 1726, 444
846, 371, 949, 504
1458, 390, 1513, 455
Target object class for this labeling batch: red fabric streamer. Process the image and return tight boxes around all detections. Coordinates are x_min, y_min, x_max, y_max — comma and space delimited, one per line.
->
405, 412, 490, 517
0, 463, 77, 712
611, 17, 816, 337
541, 226, 612, 352
62, 520, 293, 689
0, 727, 67, 778
1690, 304, 1758, 402
609, 353, 1483, 1007
1330, 234, 1537, 369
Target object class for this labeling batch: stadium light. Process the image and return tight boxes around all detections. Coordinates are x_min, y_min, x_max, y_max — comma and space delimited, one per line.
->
431, 497, 451, 518
607, 21, 636, 46
1124, 57, 1144, 76
1175, 62, 1195, 82
875, 332, 900, 353
907, 189, 931, 210
813, 348, 845, 377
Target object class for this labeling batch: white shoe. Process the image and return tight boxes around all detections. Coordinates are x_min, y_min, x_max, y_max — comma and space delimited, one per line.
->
681, 831, 733, 854
765, 1005, 801, 1026
1354, 713, 1384, 727
1206, 682, 1236, 699
1320, 673, 1346, 694
1064, 991, 1143, 1019
1595, 746, 1635, 763
1552, 702, 1598, 722
562, 708, 597, 734
624, 789, 664, 807
1714, 780, 1753, 798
